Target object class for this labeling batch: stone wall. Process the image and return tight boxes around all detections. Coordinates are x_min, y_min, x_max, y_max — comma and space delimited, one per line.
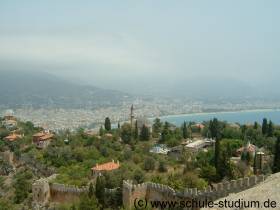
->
50, 183, 88, 203
0, 150, 14, 165
123, 175, 266, 210
32, 174, 88, 206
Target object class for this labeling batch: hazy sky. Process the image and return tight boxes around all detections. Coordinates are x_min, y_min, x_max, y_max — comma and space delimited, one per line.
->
0, 1, 279, 94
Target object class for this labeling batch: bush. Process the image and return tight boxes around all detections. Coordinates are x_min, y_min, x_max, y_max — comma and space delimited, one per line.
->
143, 157, 155, 171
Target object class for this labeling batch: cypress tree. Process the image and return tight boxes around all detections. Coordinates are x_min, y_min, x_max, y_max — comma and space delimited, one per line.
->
253, 122, 258, 129
140, 124, 150, 141
99, 126, 104, 136
104, 117, 111, 131
183, 121, 188, 139
262, 118, 268, 135
95, 175, 105, 204
117, 122, 120, 129
214, 138, 220, 171
268, 120, 274, 137
88, 183, 94, 198
273, 136, 280, 173
134, 120, 139, 139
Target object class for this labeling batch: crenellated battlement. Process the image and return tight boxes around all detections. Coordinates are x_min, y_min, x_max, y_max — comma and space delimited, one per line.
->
123, 175, 266, 209
32, 174, 89, 206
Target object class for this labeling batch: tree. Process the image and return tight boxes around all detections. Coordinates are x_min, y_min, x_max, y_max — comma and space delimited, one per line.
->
134, 120, 138, 139
13, 170, 33, 204
104, 117, 111, 131
262, 118, 268, 135
88, 183, 94, 198
152, 118, 162, 138
268, 120, 274, 137
140, 125, 150, 141
121, 123, 132, 144
143, 157, 155, 171
95, 175, 106, 204
117, 122, 120, 129
214, 138, 221, 171
273, 135, 280, 173
134, 168, 145, 183
99, 126, 104, 136
160, 122, 170, 143
158, 161, 167, 172
253, 122, 258, 129
209, 118, 221, 139
79, 195, 100, 210
182, 121, 188, 139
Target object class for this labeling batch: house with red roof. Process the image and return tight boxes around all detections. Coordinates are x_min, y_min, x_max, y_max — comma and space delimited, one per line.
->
33, 131, 54, 149
4, 133, 22, 142
91, 160, 120, 177
236, 142, 257, 157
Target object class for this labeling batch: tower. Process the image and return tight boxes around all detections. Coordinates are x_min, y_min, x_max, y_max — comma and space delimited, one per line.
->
130, 104, 134, 127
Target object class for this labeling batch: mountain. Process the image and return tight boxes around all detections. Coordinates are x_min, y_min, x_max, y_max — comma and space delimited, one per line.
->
0, 70, 133, 108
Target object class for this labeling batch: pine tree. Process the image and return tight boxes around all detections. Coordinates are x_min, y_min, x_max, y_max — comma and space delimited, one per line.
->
182, 121, 188, 139
273, 135, 280, 173
262, 118, 268, 135
104, 117, 111, 131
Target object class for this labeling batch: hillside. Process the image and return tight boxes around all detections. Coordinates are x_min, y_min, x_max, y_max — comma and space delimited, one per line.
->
0, 71, 133, 108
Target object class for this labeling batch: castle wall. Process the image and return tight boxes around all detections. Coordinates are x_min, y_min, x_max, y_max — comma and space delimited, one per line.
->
123, 175, 266, 210
50, 183, 88, 203
0, 150, 14, 165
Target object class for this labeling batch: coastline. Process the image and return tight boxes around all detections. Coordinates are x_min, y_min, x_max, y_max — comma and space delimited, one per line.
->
148, 108, 280, 121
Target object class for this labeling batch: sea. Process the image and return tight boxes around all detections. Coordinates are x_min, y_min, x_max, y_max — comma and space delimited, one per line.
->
151, 109, 280, 126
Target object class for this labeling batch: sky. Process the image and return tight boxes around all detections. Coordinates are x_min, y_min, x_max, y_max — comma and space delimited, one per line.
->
0, 0, 279, 96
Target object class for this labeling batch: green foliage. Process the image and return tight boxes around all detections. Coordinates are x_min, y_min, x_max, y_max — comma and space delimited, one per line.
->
262, 118, 268, 135
104, 117, 111, 131
140, 125, 150, 141
121, 123, 132, 144
182, 121, 188, 139
268, 120, 274, 137
158, 161, 167, 172
78, 195, 100, 210
0, 199, 15, 210
134, 120, 139, 139
88, 183, 94, 198
13, 169, 33, 204
152, 118, 162, 138
99, 126, 105, 136
273, 136, 280, 173
133, 168, 145, 183
199, 164, 217, 183
95, 175, 106, 204
143, 157, 155, 171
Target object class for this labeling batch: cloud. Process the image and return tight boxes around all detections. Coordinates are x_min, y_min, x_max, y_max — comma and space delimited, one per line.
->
0, 33, 163, 76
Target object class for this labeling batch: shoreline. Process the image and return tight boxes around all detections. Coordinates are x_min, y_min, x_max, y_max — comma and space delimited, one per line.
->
148, 108, 280, 121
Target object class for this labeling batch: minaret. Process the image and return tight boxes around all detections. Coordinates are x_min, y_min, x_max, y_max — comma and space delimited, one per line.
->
130, 104, 134, 127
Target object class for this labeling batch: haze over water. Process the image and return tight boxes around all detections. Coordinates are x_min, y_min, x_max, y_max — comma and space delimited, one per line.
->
156, 109, 280, 126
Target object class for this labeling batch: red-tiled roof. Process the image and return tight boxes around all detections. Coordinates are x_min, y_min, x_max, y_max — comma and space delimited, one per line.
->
91, 161, 120, 171
39, 133, 54, 141
4, 134, 22, 142
33, 132, 46, 137
237, 143, 256, 153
